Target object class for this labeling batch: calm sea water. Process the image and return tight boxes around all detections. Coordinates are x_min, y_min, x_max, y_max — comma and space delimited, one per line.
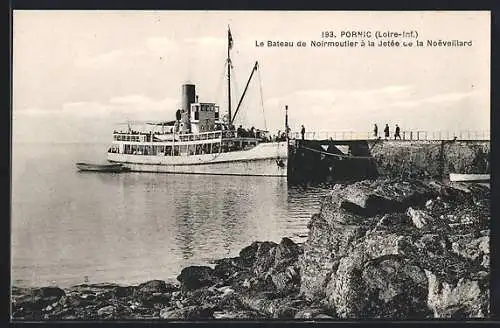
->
11, 142, 330, 288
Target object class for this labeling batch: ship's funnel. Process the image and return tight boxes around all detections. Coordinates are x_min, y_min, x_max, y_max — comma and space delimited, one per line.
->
182, 84, 196, 113
180, 84, 195, 133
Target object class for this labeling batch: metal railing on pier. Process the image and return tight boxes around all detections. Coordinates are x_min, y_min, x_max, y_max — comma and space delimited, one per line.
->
291, 130, 490, 141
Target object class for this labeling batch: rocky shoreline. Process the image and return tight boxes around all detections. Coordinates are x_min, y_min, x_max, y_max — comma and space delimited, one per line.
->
11, 178, 490, 320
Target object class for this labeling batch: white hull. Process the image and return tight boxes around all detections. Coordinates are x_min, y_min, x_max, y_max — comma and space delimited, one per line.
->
449, 173, 490, 182
107, 141, 288, 176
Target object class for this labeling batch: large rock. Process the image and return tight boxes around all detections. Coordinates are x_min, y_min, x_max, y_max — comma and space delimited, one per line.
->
299, 213, 365, 300
97, 305, 116, 318
325, 255, 430, 319
299, 178, 490, 319
264, 238, 303, 295
181, 286, 226, 309
177, 266, 218, 291
213, 257, 247, 283
376, 212, 412, 229
361, 230, 410, 259
159, 305, 215, 320
57, 293, 91, 309
274, 237, 302, 265
294, 307, 330, 319
212, 310, 262, 319
361, 256, 430, 318
242, 240, 299, 278
227, 238, 303, 296
338, 182, 395, 216
269, 265, 300, 294
325, 255, 365, 318
237, 292, 304, 318
239, 241, 277, 268
33, 287, 66, 299
426, 270, 489, 318
326, 180, 436, 217
136, 280, 168, 294
414, 234, 449, 257
407, 207, 432, 229
112, 286, 135, 298
439, 184, 475, 205
134, 280, 177, 303
251, 245, 277, 277
13, 287, 66, 314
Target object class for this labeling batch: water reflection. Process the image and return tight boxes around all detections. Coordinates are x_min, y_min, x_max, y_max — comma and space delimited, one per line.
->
12, 143, 330, 287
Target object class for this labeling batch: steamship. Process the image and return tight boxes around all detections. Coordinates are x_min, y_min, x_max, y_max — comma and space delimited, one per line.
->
106, 28, 288, 176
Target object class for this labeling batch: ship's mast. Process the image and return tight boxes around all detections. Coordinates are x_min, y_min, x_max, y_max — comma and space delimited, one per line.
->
227, 26, 233, 125
285, 105, 289, 140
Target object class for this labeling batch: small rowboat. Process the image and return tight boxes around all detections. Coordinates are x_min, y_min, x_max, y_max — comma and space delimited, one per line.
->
449, 173, 490, 182
76, 162, 130, 173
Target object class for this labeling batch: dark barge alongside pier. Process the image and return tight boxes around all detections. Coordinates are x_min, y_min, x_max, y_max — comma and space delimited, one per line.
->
287, 139, 378, 184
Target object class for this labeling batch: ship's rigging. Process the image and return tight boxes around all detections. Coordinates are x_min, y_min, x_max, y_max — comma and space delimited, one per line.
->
223, 26, 267, 131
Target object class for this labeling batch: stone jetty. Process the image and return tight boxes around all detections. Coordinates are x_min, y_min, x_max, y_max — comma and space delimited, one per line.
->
11, 178, 489, 320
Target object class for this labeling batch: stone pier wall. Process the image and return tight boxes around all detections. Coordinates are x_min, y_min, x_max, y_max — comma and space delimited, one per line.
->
369, 140, 490, 179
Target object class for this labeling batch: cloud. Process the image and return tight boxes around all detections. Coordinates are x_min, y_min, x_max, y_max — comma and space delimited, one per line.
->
294, 90, 337, 101
14, 94, 179, 122
266, 85, 414, 114
145, 37, 178, 57
109, 94, 178, 114
12, 94, 181, 143
61, 101, 109, 118
369, 85, 413, 95
385, 90, 479, 110
268, 86, 476, 114
75, 50, 126, 68
13, 102, 111, 118
423, 91, 476, 104
386, 100, 420, 108
75, 46, 153, 69
293, 85, 414, 102
261, 86, 486, 133
109, 94, 153, 105
185, 37, 225, 46
76, 36, 223, 69
13, 107, 56, 118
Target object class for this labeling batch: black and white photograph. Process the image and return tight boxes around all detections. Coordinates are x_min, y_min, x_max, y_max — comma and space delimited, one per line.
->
11, 10, 490, 320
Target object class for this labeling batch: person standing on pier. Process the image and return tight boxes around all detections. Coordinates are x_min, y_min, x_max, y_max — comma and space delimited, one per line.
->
384, 124, 389, 140
394, 124, 401, 140
301, 125, 306, 140
373, 124, 378, 138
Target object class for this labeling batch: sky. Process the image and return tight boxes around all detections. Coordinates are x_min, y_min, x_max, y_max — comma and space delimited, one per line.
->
12, 11, 490, 143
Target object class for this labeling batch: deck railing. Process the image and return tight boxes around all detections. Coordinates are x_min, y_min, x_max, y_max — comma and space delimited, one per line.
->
114, 130, 224, 142
114, 129, 271, 143
291, 130, 490, 141
177, 131, 223, 142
